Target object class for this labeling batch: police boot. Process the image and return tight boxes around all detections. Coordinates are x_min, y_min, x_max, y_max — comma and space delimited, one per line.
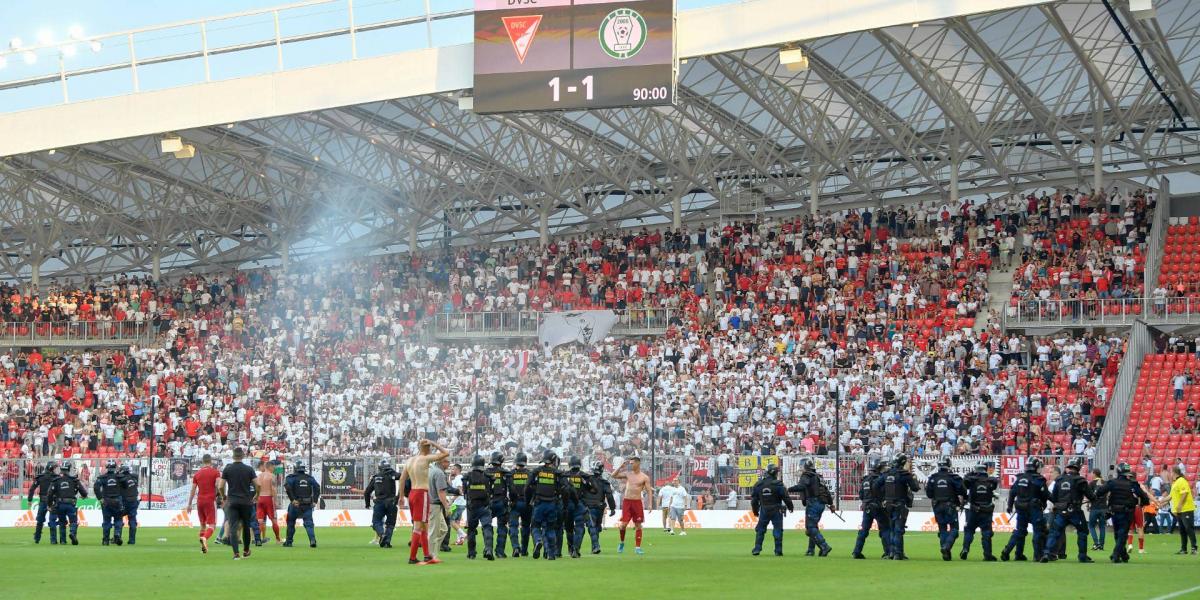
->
102, 537, 110, 546
113, 536, 123, 546
1000, 547, 1010, 561
959, 549, 969, 560
804, 549, 814, 556
484, 550, 494, 561
983, 554, 998, 562
70, 533, 78, 546
34, 526, 42, 544
942, 548, 952, 561
571, 549, 581, 559
1078, 555, 1094, 563
532, 542, 542, 559
852, 552, 866, 559
818, 543, 832, 557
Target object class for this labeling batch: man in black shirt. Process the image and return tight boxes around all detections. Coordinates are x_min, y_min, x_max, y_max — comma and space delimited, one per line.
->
218, 448, 259, 560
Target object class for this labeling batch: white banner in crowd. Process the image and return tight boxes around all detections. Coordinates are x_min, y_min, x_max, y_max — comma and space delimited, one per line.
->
0, 509, 1017, 532
539, 310, 619, 353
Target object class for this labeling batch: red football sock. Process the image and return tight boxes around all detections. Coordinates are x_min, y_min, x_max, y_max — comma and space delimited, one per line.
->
409, 532, 420, 560
421, 531, 432, 558
1139, 538, 1144, 550
272, 522, 280, 540
619, 527, 626, 542
635, 529, 643, 547
1128, 533, 1133, 545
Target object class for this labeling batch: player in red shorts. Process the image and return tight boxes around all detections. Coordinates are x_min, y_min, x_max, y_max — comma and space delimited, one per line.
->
1129, 482, 1149, 555
397, 439, 449, 565
612, 456, 654, 555
187, 454, 221, 554
255, 460, 281, 544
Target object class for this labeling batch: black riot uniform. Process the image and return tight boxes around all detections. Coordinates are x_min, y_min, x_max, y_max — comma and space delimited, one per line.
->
94, 462, 126, 546
851, 460, 888, 559
364, 460, 400, 548
1096, 463, 1151, 563
788, 460, 833, 556
1043, 458, 1096, 562
283, 462, 320, 547
924, 459, 967, 561
527, 451, 564, 560
561, 457, 594, 559
27, 463, 58, 544
875, 456, 919, 559
463, 456, 496, 560
581, 465, 616, 554
507, 453, 533, 556
49, 462, 88, 545
1001, 458, 1050, 561
960, 463, 999, 561
484, 452, 512, 558
750, 464, 794, 556
117, 464, 140, 545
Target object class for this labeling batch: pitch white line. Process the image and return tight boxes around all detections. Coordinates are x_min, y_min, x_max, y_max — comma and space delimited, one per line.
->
1149, 584, 1200, 600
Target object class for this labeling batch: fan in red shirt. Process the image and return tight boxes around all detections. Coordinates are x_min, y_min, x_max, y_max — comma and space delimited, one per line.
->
187, 454, 221, 554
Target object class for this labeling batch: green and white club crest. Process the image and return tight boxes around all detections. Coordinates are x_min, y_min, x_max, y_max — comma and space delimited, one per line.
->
599, 8, 648, 60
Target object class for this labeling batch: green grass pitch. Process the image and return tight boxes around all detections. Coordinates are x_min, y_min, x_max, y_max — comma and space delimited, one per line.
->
2, 527, 1198, 599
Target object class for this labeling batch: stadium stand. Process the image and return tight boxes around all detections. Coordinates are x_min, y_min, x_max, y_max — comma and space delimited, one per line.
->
1118, 352, 1200, 480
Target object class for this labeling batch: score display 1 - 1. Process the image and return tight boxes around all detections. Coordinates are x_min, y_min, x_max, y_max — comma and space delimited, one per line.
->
473, 0, 677, 114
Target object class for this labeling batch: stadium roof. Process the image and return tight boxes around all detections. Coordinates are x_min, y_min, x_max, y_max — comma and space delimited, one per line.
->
0, 0, 1198, 281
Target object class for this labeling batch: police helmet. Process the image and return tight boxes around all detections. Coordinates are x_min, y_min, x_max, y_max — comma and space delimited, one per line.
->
1025, 458, 1041, 472
1116, 462, 1133, 476
974, 463, 988, 473
60, 461, 72, 474
294, 460, 307, 474
892, 455, 909, 470
765, 463, 780, 478
588, 461, 604, 475
515, 452, 528, 467
118, 463, 132, 475
472, 455, 486, 469
43, 462, 58, 474
105, 459, 118, 471
542, 450, 557, 464
1066, 457, 1083, 471
379, 458, 392, 470
938, 458, 951, 469
869, 459, 884, 474
568, 456, 582, 469
801, 459, 815, 472
489, 451, 504, 466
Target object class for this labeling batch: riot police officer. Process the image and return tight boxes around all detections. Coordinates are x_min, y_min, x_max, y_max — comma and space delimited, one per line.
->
118, 462, 140, 545
876, 455, 919, 560
1001, 457, 1050, 562
508, 452, 532, 557
925, 457, 967, 561
283, 461, 320, 548
581, 462, 617, 554
851, 459, 888, 559
552, 455, 577, 560
527, 451, 564, 560
788, 459, 833, 557
27, 462, 58, 544
1043, 457, 1096, 562
960, 462, 998, 561
751, 463, 794, 556
463, 455, 496, 560
1096, 462, 1151, 563
485, 451, 511, 559
364, 458, 400, 548
95, 460, 125, 546
562, 456, 595, 559
49, 461, 87, 546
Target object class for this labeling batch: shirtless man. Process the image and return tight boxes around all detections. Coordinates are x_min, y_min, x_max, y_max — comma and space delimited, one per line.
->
398, 439, 450, 565
612, 456, 653, 555
255, 460, 281, 545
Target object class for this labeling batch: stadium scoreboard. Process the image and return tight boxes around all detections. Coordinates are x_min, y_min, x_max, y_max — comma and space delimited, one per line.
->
473, 0, 676, 114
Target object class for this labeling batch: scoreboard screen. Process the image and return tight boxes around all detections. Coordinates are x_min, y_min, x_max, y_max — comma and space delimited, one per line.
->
473, 0, 676, 114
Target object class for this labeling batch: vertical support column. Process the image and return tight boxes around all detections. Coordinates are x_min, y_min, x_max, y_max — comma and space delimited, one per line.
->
1093, 89, 1104, 193
30, 260, 41, 290
279, 240, 290, 273
408, 220, 419, 253
809, 171, 820, 216
151, 253, 161, 282
671, 189, 682, 231
539, 204, 550, 246
949, 158, 960, 205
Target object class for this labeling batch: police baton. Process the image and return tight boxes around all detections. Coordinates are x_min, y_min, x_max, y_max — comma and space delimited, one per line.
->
825, 504, 846, 523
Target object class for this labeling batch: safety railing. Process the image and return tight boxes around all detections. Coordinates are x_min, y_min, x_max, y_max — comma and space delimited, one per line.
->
0, 321, 159, 346
1003, 296, 1200, 327
431, 309, 677, 338
0, 0, 749, 113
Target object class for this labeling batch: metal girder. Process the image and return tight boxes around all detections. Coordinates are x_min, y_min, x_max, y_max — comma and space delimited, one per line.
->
1113, 2, 1200, 124
872, 29, 1016, 188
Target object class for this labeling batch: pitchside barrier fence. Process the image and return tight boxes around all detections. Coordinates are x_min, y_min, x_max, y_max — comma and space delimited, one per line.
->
0, 454, 1086, 515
